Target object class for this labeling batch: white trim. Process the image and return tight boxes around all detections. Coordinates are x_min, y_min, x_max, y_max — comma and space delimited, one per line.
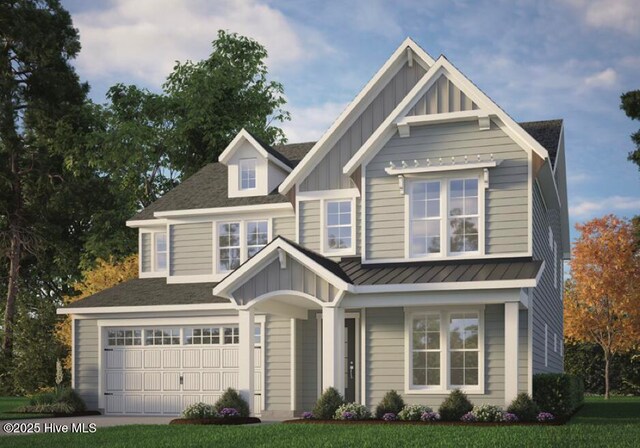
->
316, 313, 322, 396
342, 56, 549, 176
98, 325, 104, 409
154, 203, 292, 219
238, 308, 255, 414
240, 290, 326, 311
96, 315, 265, 327
297, 188, 360, 201
290, 318, 297, 411
362, 251, 532, 264
404, 306, 485, 395
167, 274, 223, 284
385, 160, 497, 176
322, 306, 345, 393
126, 219, 168, 228
360, 309, 367, 406
219, 128, 292, 173
278, 38, 434, 194
504, 302, 519, 405
321, 198, 357, 257
396, 110, 492, 134
352, 279, 538, 294
57, 303, 236, 315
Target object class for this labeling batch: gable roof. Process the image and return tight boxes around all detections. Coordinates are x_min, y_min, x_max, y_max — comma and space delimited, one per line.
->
218, 128, 293, 172
519, 119, 563, 167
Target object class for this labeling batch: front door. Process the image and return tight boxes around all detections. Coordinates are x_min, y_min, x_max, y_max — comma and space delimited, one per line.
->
344, 318, 357, 402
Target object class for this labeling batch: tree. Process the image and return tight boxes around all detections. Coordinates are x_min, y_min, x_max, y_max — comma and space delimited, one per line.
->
56, 255, 138, 369
0, 0, 90, 359
620, 90, 640, 172
564, 215, 640, 398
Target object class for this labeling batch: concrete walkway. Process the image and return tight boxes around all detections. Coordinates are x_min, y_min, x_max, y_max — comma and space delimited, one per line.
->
0, 415, 174, 436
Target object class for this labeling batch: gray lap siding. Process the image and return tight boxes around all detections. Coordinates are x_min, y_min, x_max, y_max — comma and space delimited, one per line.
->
74, 319, 100, 411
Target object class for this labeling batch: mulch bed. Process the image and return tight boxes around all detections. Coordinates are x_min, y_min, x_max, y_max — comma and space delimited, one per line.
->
170, 417, 261, 425
283, 419, 565, 426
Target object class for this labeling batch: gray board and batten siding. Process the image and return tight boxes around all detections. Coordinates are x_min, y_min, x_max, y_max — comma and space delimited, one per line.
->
299, 61, 427, 192
365, 120, 529, 260
406, 74, 478, 116
169, 222, 213, 277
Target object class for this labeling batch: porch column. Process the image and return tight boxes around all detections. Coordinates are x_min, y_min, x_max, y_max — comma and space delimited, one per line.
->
322, 306, 345, 393
238, 308, 255, 414
504, 302, 519, 406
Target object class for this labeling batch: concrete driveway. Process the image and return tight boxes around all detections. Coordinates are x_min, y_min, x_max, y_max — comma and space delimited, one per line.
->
1, 415, 174, 436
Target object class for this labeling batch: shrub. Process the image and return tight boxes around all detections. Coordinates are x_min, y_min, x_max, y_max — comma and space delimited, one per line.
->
301, 411, 313, 420
214, 388, 250, 418
220, 407, 240, 418
382, 412, 397, 421
312, 387, 344, 420
398, 404, 432, 421
19, 387, 86, 414
533, 373, 584, 417
438, 390, 473, 421
537, 411, 555, 422
461, 412, 477, 422
182, 402, 217, 419
472, 404, 504, 422
420, 411, 441, 422
334, 403, 371, 420
503, 412, 519, 423
375, 390, 405, 419
507, 393, 539, 422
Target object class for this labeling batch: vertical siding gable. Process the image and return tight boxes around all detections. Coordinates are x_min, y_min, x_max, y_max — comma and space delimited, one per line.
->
407, 74, 478, 115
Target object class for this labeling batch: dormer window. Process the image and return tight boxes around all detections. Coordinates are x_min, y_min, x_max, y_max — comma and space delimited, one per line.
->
240, 158, 257, 190
155, 232, 167, 271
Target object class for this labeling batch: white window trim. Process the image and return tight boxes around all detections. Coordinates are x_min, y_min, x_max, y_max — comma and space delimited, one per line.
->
239, 158, 257, 191
404, 171, 485, 261
404, 306, 485, 395
214, 218, 272, 275
139, 228, 168, 278
320, 197, 356, 256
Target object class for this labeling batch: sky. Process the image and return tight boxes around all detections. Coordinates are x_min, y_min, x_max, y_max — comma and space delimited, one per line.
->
61, 0, 640, 239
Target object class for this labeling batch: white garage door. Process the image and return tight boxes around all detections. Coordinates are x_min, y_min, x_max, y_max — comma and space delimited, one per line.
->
102, 325, 263, 415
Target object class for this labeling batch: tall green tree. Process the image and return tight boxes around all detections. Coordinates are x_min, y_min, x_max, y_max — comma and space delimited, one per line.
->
621, 90, 640, 171
0, 0, 89, 358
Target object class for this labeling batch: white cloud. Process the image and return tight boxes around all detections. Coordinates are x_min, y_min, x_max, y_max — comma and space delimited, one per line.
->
569, 196, 640, 218
281, 101, 350, 143
567, 172, 592, 184
563, 0, 640, 35
583, 68, 618, 89
73, 0, 330, 86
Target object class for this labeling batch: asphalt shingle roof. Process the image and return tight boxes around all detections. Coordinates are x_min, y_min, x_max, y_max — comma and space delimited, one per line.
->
519, 119, 563, 166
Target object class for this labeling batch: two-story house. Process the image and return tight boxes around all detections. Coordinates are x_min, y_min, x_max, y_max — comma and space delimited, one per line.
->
58, 38, 569, 419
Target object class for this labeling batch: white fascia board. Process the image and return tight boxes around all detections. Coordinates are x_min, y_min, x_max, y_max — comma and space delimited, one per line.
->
153, 202, 292, 219
385, 160, 497, 176
537, 162, 562, 211
343, 56, 551, 176
126, 219, 168, 228
278, 38, 435, 195
352, 278, 538, 294
57, 303, 237, 315
297, 188, 360, 201
219, 128, 292, 172
213, 238, 352, 298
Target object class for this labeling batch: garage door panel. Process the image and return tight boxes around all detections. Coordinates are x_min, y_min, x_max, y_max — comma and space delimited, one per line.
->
202, 394, 220, 406
144, 350, 161, 368
144, 372, 161, 391
106, 395, 123, 414
125, 372, 143, 391
202, 372, 220, 391
182, 349, 200, 368
144, 395, 162, 414
222, 372, 238, 390
125, 350, 142, 369
125, 395, 143, 413
183, 395, 201, 409
183, 372, 200, 391
106, 372, 123, 391
163, 350, 181, 368
202, 349, 220, 368
105, 351, 123, 369
163, 395, 181, 414
222, 349, 238, 368
163, 372, 181, 391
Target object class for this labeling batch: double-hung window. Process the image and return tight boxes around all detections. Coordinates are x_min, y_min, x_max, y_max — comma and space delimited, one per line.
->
247, 220, 268, 257
325, 200, 352, 252
155, 232, 167, 271
411, 314, 441, 387
218, 222, 241, 271
410, 181, 441, 256
239, 158, 256, 190
448, 179, 479, 254
449, 313, 480, 387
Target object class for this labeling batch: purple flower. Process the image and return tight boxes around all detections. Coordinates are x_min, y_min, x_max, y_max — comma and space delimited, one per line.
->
503, 412, 519, 423
421, 411, 441, 422
342, 411, 356, 420
302, 411, 313, 420
461, 412, 477, 423
220, 407, 240, 418
382, 413, 397, 421
537, 412, 555, 422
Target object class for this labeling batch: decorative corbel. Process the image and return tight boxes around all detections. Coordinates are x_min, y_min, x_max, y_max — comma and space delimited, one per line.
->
277, 248, 287, 269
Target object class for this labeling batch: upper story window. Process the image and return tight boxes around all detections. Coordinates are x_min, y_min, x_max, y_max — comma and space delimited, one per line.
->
408, 176, 481, 259
218, 219, 269, 273
239, 158, 257, 190
140, 230, 167, 276
155, 232, 167, 271
325, 200, 353, 253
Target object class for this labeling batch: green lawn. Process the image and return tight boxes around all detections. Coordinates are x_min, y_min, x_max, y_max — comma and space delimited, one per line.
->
0, 397, 53, 420
2, 396, 639, 447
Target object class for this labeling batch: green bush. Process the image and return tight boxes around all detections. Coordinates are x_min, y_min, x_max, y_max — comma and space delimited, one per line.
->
398, 404, 432, 421
182, 402, 218, 419
472, 404, 504, 422
213, 388, 250, 418
19, 387, 86, 414
533, 373, 584, 418
438, 389, 473, 421
334, 403, 371, 420
507, 393, 539, 422
312, 387, 344, 420
375, 390, 405, 419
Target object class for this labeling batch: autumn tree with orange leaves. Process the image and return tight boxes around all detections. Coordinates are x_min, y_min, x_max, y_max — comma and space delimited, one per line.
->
565, 215, 640, 398
56, 255, 138, 369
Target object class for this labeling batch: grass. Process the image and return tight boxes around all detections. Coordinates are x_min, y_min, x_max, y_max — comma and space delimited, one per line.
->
0, 397, 53, 420
2, 396, 639, 447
